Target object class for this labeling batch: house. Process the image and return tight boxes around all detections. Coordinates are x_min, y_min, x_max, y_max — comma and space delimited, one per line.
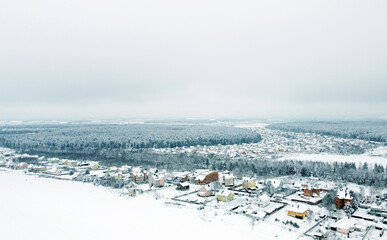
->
149, 174, 165, 187
219, 171, 235, 186
78, 161, 90, 167
33, 166, 47, 172
330, 218, 367, 234
216, 190, 234, 202
241, 204, 258, 214
195, 171, 218, 184
368, 206, 387, 218
335, 189, 353, 209
128, 188, 136, 197
365, 195, 377, 203
313, 227, 328, 239
240, 204, 267, 217
89, 163, 99, 170
175, 171, 192, 182
265, 179, 283, 195
304, 187, 321, 197
287, 206, 308, 219
176, 182, 190, 191
16, 162, 28, 169
242, 177, 256, 189
65, 160, 78, 167
131, 167, 147, 183
197, 185, 214, 197
108, 167, 118, 172
255, 194, 270, 208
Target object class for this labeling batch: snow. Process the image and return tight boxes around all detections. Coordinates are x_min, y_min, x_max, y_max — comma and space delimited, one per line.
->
179, 182, 190, 187
234, 123, 269, 128
337, 189, 353, 200
266, 179, 282, 188
288, 206, 308, 213
0, 170, 301, 240
279, 151, 387, 167
258, 194, 271, 202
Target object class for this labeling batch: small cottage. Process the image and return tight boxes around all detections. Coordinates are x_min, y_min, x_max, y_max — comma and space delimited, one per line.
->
176, 182, 190, 191
89, 163, 99, 170
313, 227, 328, 239
216, 190, 234, 202
287, 206, 308, 219
242, 177, 256, 189
128, 188, 136, 197
197, 185, 214, 197
16, 162, 28, 169
255, 194, 270, 208
219, 171, 235, 186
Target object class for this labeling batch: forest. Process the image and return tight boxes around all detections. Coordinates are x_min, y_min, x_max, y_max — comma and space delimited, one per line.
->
0, 123, 262, 160
267, 120, 387, 142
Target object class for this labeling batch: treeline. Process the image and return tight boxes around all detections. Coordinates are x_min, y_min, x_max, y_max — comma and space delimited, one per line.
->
267, 121, 387, 142
0, 124, 262, 158
208, 158, 386, 188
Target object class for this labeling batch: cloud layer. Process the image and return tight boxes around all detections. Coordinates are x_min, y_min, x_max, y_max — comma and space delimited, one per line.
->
1, 0, 386, 120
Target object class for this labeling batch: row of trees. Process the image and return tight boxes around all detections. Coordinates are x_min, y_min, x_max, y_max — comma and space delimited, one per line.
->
268, 121, 387, 142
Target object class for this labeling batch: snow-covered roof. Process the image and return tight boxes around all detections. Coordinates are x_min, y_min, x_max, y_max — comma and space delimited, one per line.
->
90, 170, 105, 177
266, 179, 282, 188
242, 177, 254, 181
195, 175, 206, 181
199, 185, 212, 192
151, 174, 164, 180
288, 206, 308, 213
224, 174, 234, 179
258, 194, 270, 202
336, 189, 353, 200
179, 182, 190, 187
217, 190, 232, 196
331, 218, 357, 230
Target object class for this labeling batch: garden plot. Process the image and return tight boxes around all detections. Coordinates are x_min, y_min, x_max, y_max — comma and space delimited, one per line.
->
266, 203, 320, 234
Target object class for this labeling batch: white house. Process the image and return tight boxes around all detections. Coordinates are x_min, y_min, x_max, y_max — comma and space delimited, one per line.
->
149, 174, 165, 187
255, 194, 270, 208
219, 171, 235, 186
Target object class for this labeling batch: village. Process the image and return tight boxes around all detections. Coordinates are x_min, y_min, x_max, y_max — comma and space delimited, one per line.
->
152, 127, 381, 160
0, 147, 386, 240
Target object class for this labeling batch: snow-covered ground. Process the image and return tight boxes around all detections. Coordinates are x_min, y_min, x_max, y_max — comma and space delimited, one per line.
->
279, 146, 387, 168
0, 170, 302, 240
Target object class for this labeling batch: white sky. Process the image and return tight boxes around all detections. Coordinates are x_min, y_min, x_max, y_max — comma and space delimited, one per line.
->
1, 0, 386, 120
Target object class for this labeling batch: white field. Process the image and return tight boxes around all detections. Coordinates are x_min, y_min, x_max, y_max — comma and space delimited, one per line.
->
0, 170, 300, 240
279, 146, 387, 168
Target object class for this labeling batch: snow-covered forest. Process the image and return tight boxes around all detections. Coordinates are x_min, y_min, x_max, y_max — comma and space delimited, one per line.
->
0, 124, 261, 159
268, 121, 387, 142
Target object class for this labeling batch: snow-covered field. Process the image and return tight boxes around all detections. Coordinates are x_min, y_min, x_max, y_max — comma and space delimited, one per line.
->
279, 146, 387, 167
0, 170, 300, 240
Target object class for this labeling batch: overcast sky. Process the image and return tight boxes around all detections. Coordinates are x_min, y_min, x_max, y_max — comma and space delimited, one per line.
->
1, 0, 386, 120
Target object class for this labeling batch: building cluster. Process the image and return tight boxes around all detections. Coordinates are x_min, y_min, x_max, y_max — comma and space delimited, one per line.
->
152, 128, 379, 160
1, 147, 386, 239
